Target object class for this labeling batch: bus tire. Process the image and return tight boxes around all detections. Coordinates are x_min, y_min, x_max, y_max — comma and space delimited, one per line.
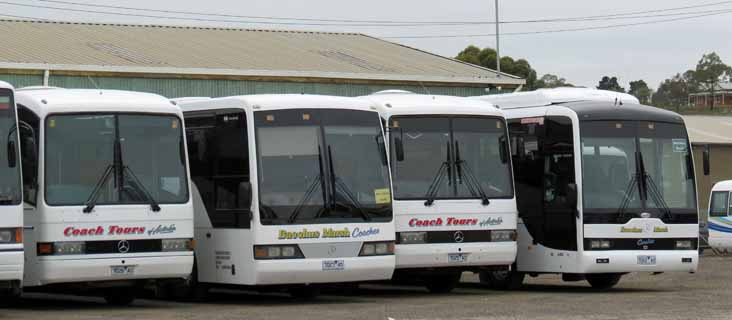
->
103, 287, 136, 306
179, 262, 209, 302
479, 269, 525, 290
424, 273, 461, 294
288, 285, 320, 300
585, 273, 622, 289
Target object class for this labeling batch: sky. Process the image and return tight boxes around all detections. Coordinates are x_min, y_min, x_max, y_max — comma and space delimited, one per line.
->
3, 0, 731, 89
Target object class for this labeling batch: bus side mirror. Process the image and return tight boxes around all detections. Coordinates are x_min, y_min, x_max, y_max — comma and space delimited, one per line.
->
703, 145, 710, 176
7, 140, 16, 168
394, 137, 405, 162
238, 182, 252, 210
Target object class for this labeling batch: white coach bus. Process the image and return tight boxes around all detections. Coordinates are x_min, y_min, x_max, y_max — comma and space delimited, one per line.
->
364, 91, 517, 293
707, 180, 732, 252
16, 88, 194, 304
475, 88, 699, 289
0, 81, 23, 300
176, 94, 395, 298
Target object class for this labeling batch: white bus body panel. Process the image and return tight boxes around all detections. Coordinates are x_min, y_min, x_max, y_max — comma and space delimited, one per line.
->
707, 181, 732, 251
0, 81, 23, 284
17, 89, 194, 287
365, 93, 518, 270
182, 95, 395, 286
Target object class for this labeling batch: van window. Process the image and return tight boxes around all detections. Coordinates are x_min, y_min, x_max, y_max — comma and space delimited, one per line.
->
710, 191, 729, 217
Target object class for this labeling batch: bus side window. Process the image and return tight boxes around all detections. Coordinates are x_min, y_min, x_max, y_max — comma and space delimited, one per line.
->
17, 105, 39, 206
709, 191, 729, 217
185, 110, 251, 229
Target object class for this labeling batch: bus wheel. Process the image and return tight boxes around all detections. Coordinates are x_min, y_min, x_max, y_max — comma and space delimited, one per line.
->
479, 269, 524, 290
424, 273, 461, 294
288, 285, 320, 300
0, 283, 21, 306
103, 287, 136, 306
585, 273, 622, 289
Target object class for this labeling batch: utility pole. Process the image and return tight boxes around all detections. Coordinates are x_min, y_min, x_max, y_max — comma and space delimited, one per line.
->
495, 0, 501, 77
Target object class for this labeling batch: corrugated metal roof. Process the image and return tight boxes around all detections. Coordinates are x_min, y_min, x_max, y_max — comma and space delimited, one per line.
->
683, 115, 732, 144
0, 19, 523, 86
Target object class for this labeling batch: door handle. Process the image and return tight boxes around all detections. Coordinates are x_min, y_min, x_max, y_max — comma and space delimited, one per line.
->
206, 233, 211, 238
23, 226, 34, 230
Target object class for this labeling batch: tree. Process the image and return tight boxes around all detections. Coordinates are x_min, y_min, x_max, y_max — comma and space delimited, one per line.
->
597, 76, 625, 92
653, 73, 693, 111
535, 74, 573, 89
455, 45, 539, 90
691, 52, 732, 110
628, 80, 652, 104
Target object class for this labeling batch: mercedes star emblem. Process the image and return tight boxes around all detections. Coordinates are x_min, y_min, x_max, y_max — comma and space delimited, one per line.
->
117, 240, 130, 253
454, 231, 465, 243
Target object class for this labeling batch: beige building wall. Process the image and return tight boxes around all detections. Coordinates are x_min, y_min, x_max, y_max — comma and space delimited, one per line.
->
693, 144, 732, 221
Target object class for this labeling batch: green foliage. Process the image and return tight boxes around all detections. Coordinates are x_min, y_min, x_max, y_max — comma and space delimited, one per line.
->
653, 73, 693, 110
597, 76, 625, 93
455, 45, 540, 90
691, 52, 732, 110
535, 74, 572, 89
628, 80, 652, 104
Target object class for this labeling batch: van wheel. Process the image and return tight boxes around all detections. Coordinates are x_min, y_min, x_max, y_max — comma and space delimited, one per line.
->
104, 287, 136, 306
424, 273, 461, 294
479, 269, 525, 290
288, 285, 320, 300
586, 273, 622, 289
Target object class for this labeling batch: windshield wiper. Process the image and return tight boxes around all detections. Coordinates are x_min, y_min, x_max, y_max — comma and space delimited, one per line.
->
83, 164, 115, 213
327, 145, 371, 221
454, 140, 490, 205
424, 141, 451, 206
616, 151, 642, 223
288, 146, 328, 223
115, 133, 161, 212
638, 151, 672, 222
122, 165, 161, 212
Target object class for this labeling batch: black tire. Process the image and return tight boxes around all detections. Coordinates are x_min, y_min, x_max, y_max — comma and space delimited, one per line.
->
585, 273, 622, 289
288, 285, 320, 300
0, 284, 21, 307
479, 269, 525, 290
177, 261, 209, 302
424, 273, 461, 294
104, 287, 136, 306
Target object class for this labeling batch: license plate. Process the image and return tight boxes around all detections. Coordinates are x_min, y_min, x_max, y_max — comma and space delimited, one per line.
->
637, 255, 656, 265
111, 265, 134, 275
322, 260, 345, 271
448, 253, 468, 263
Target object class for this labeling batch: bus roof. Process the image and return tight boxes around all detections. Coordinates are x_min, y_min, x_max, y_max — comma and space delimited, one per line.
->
712, 180, 732, 192
0, 81, 14, 90
177, 94, 377, 113
15, 87, 178, 116
473, 87, 640, 109
363, 91, 502, 118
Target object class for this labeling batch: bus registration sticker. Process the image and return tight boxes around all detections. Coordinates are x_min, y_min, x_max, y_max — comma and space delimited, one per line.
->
374, 188, 391, 204
637, 255, 656, 265
322, 260, 345, 271
111, 265, 134, 276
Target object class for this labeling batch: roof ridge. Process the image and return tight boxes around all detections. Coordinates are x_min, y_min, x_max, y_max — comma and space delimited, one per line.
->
0, 18, 363, 35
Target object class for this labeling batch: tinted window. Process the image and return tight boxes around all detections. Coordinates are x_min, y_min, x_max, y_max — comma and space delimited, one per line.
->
710, 191, 729, 217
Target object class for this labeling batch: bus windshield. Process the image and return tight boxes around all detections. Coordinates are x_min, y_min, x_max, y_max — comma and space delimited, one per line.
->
581, 120, 697, 223
45, 113, 189, 206
389, 116, 513, 201
0, 92, 20, 205
256, 109, 392, 225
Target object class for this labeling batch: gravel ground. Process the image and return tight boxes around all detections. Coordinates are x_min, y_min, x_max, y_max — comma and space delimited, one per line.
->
2, 254, 728, 320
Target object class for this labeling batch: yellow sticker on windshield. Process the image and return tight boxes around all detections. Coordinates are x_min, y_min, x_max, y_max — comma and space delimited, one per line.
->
374, 188, 391, 204
49, 119, 56, 128
172, 119, 178, 129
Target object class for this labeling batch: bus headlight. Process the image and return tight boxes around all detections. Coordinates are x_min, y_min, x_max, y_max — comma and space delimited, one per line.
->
360, 241, 395, 256
399, 232, 427, 244
491, 230, 516, 242
0, 228, 21, 243
253, 245, 304, 259
590, 239, 612, 249
162, 239, 194, 252
38, 242, 86, 255
675, 240, 693, 250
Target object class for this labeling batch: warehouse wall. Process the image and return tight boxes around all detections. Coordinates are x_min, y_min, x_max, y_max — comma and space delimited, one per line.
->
693, 144, 732, 222
0, 73, 493, 97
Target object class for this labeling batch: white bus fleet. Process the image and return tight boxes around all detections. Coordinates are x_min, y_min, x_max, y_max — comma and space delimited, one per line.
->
0, 81, 23, 299
16, 88, 194, 304
476, 88, 699, 289
365, 91, 517, 293
707, 180, 732, 252
176, 94, 395, 298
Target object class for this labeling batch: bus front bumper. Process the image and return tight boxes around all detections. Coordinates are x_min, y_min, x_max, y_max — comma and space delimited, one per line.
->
395, 242, 517, 270
254, 255, 395, 285
0, 247, 23, 282
580, 250, 698, 273
34, 252, 193, 286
